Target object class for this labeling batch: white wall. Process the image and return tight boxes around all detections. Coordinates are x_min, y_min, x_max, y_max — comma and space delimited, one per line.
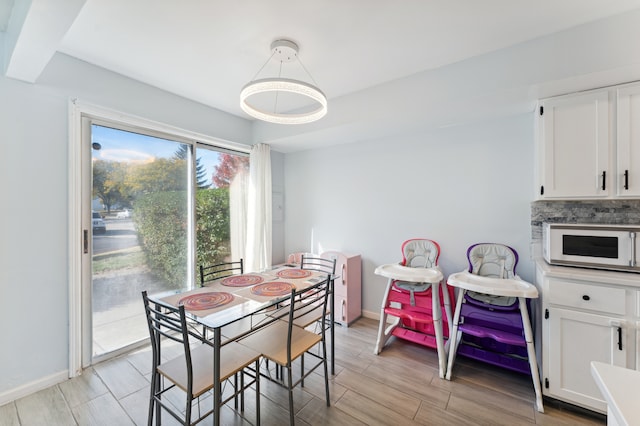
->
0, 52, 254, 399
284, 114, 534, 315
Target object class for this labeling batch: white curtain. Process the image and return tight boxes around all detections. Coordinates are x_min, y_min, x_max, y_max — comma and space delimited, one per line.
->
245, 143, 272, 272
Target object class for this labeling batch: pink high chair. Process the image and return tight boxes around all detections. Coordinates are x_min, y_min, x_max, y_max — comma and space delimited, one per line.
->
374, 239, 454, 378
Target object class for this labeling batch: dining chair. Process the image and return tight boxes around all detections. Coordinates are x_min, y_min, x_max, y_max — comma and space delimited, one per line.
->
297, 255, 336, 326
300, 254, 337, 375
237, 277, 332, 425
300, 254, 336, 275
199, 259, 244, 286
141, 291, 261, 426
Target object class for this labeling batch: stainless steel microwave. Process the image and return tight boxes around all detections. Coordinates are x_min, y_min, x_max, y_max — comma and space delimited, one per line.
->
543, 223, 640, 273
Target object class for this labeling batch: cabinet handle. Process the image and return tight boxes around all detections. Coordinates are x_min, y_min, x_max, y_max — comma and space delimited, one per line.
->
582, 295, 590, 301
624, 170, 629, 190
342, 264, 346, 286
630, 232, 637, 268
341, 299, 346, 321
601, 171, 606, 191
617, 327, 622, 351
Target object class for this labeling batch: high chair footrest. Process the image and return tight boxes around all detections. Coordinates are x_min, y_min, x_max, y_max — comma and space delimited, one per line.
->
458, 324, 526, 346
457, 343, 531, 375
392, 327, 438, 349
384, 307, 435, 325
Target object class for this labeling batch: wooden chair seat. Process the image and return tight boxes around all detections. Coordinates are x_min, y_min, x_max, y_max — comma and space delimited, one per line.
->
239, 320, 321, 366
158, 342, 261, 398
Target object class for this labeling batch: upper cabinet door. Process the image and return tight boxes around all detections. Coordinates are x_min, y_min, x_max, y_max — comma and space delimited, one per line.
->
539, 90, 610, 198
617, 83, 640, 197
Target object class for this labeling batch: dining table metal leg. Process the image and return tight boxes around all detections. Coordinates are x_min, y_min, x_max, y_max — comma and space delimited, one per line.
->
213, 327, 222, 426
331, 277, 335, 375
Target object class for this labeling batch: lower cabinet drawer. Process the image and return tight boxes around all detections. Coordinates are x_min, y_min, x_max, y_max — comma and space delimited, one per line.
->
548, 279, 626, 315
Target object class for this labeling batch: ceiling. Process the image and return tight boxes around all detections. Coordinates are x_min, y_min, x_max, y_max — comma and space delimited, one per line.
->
4, 0, 640, 151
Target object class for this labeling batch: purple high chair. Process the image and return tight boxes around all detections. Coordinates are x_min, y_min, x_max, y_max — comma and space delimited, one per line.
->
445, 243, 544, 413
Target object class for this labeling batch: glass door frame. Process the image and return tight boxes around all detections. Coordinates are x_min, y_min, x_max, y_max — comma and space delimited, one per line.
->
68, 100, 250, 375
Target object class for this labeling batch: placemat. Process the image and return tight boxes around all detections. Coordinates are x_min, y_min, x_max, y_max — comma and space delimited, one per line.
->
276, 269, 312, 279
178, 291, 234, 311
250, 281, 295, 297
220, 274, 264, 287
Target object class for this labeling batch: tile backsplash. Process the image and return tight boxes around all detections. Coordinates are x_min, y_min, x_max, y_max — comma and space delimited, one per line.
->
531, 200, 640, 241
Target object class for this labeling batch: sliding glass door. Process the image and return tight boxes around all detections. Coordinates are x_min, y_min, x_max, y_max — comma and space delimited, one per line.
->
86, 121, 249, 361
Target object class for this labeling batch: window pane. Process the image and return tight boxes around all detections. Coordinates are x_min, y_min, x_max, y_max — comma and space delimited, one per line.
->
195, 146, 249, 282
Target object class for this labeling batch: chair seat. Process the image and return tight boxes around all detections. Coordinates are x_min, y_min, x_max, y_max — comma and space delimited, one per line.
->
238, 320, 322, 365
292, 304, 326, 328
158, 341, 261, 398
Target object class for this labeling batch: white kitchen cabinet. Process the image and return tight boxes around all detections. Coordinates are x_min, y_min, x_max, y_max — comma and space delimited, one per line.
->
547, 307, 628, 412
537, 261, 639, 413
537, 90, 611, 199
616, 83, 640, 197
321, 251, 362, 326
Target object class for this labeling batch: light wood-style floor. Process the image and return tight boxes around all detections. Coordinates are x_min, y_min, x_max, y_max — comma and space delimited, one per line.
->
0, 317, 606, 425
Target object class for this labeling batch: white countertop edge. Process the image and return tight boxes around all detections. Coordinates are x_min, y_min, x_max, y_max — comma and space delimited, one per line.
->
590, 361, 640, 426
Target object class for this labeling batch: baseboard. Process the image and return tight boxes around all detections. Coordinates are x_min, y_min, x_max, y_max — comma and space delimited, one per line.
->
0, 370, 68, 406
362, 309, 379, 320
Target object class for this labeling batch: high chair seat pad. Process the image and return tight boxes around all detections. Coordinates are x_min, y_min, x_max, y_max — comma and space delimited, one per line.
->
447, 271, 538, 298
394, 281, 432, 306
468, 243, 517, 278
466, 291, 516, 307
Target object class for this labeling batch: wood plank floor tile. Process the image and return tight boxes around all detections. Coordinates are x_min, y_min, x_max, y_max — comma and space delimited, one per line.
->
0, 402, 20, 426
413, 400, 481, 426
296, 396, 367, 426
363, 356, 450, 408
334, 368, 421, 419
533, 402, 606, 426
14, 387, 75, 426
58, 367, 108, 408
431, 369, 536, 419
257, 375, 315, 413
334, 389, 422, 425
118, 386, 156, 426
93, 356, 149, 400
446, 393, 535, 426
124, 345, 153, 377
71, 393, 134, 426
297, 369, 347, 405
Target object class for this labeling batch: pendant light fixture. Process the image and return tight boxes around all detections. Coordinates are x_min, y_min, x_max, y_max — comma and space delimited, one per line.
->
240, 39, 327, 125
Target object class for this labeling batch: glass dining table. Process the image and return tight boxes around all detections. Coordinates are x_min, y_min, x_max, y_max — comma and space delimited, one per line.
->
147, 264, 335, 426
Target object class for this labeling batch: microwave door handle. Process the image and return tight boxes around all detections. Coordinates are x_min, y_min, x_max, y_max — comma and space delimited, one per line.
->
630, 232, 637, 268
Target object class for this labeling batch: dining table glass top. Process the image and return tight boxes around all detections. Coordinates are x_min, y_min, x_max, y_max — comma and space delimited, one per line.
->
156, 265, 330, 329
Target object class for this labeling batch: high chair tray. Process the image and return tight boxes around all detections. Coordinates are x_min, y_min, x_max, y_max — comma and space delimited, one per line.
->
374, 264, 443, 283
447, 271, 538, 298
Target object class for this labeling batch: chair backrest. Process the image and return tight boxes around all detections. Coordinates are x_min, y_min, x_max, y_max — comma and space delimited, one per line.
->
200, 259, 244, 285
286, 276, 332, 353
287, 252, 312, 265
142, 291, 196, 389
300, 254, 337, 275
466, 243, 518, 278
401, 239, 440, 268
